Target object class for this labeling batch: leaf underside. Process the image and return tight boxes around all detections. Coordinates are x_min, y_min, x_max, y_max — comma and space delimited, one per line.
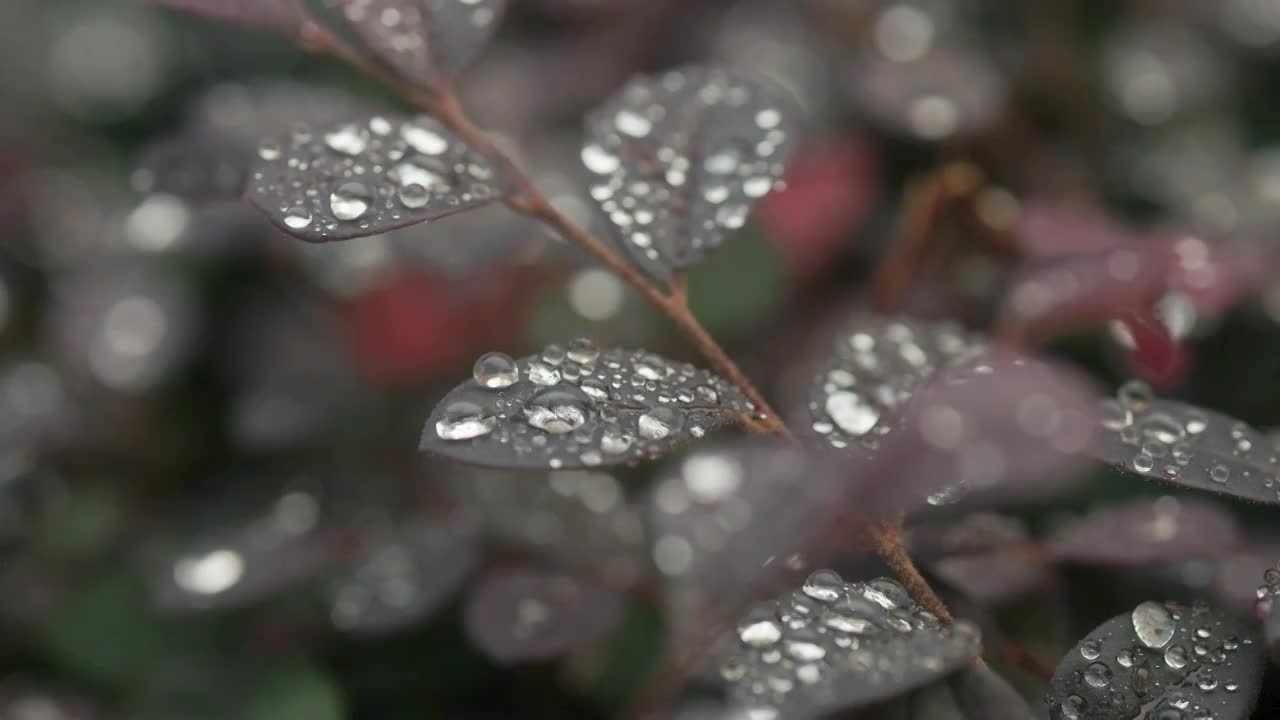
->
582, 65, 795, 285
246, 113, 508, 242
1043, 601, 1264, 720
1088, 387, 1280, 506
718, 570, 982, 719
420, 344, 752, 471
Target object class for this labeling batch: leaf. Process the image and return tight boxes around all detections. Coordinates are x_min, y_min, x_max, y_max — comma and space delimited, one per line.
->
1262, 566, 1280, 663
717, 570, 983, 718
246, 114, 508, 242
1043, 601, 1264, 720
1087, 381, 1280, 505
419, 341, 752, 470
1267, 596, 1279, 665
463, 567, 626, 664
448, 468, 647, 585
1046, 497, 1242, 567
328, 516, 480, 636
243, 664, 345, 720
945, 666, 1035, 720
147, 0, 309, 34
930, 549, 1051, 606
906, 513, 1031, 560
581, 65, 795, 285
805, 314, 985, 452
324, 0, 506, 93
151, 490, 338, 614
0, 684, 98, 720
847, 46, 1005, 142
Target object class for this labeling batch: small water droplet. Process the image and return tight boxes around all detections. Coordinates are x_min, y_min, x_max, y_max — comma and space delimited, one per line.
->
1084, 662, 1112, 688
473, 352, 518, 389
524, 384, 593, 434
639, 407, 682, 440
330, 181, 373, 221
283, 206, 312, 230
435, 400, 495, 440
402, 120, 448, 155
801, 570, 843, 602
324, 123, 369, 156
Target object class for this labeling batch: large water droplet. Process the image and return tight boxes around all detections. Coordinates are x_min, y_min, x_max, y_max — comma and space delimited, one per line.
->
526, 361, 560, 386
638, 407, 682, 440
325, 123, 369, 156
283, 206, 312, 230
330, 182, 373, 221
567, 337, 600, 365
436, 400, 496, 440
524, 384, 592, 434
402, 121, 448, 155
801, 570, 843, 602
825, 391, 879, 436
1084, 662, 1113, 688
738, 611, 782, 647
473, 352, 518, 389
1132, 601, 1176, 649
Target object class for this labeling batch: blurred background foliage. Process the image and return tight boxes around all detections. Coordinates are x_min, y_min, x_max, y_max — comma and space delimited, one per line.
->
3, 0, 1280, 717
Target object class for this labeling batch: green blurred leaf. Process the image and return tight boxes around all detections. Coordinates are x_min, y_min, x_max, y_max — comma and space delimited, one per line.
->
686, 224, 785, 336
243, 663, 345, 720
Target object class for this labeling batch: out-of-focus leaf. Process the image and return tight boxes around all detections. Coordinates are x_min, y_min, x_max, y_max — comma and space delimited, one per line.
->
1043, 601, 1264, 720
1087, 381, 1280, 506
420, 341, 752, 470
930, 548, 1051, 606
716, 570, 982, 718
328, 516, 480, 636
945, 665, 1035, 720
463, 567, 626, 664
1046, 496, 1241, 566
1261, 565, 1280, 663
326, 0, 505, 93
448, 468, 647, 585
1016, 201, 1131, 258
1266, 596, 1280, 665
805, 314, 984, 452
0, 683, 99, 720
581, 65, 795, 285
151, 489, 337, 614
246, 114, 508, 242
906, 513, 1030, 560
242, 663, 345, 720
847, 47, 1005, 143
147, 0, 309, 34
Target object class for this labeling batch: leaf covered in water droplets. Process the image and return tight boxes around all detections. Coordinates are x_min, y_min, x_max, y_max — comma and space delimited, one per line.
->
147, 0, 309, 34
1088, 381, 1280, 506
462, 567, 625, 664
1046, 497, 1242, 567
246, 113, 509, 242
1044, 601, 1264, 720
328, 517, 480, 636
717, 570, 983, 719
805, 314, 985, 452
581, 65, 795, 285
323, 0, 506, 94
420, 341, 753, 470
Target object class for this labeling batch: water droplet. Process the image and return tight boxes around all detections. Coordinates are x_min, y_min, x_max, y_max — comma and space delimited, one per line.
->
1101, 399, 1133, 430
324, 123, 369, 156
329, 181, 373, 221
1210, 464, 1231, 484
600, 428, 633, 454
862, 579, 909, 610
825, 391, 879, 436
639, 407, 682, 440
614, 109, 652, 138
801, 570, 843, 602
1132, 601, 1176, 649
1080, 640, 1101, 660
258, 141, 282, 161
1084, 662, 1112, 688
398, 183, 430, 208
1133, 453, 1155, 472
283, 206, 312, 230
526, 362, 560, 386
738, 611, 782, 647
567, 337, 600, 365
1118, 380, 1153, 411
524, 384, 592, 434
1164, 644, 1188, 669
473, 352, 518, 389
402, 120, 448, 155
436, 400, 495, 440
1060, 695, 1086, 720
1141, 413, 1185, 445
542, 344, 566, 366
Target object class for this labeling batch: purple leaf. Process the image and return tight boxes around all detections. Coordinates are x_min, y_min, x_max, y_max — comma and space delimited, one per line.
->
420, 341, 752, 470
329, 516, 479, 636
946, 665, 1037, 720
1046, 496, 1242, 567
463, 567, 625, 664
931, 548, 1051, 606
1044, 601, 1264, 720
1088, 382, 1280, 506
246, 114, 509, 242
1016, 201, 1134, 258
906, 513, 1031, 560
326, 0, 506, 93
582, 66, 796, 284
717, 570, 982, 717
147, 0, 309, 34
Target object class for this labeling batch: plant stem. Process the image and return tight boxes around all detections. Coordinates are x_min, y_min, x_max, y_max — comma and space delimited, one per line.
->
867, 521, 953, 623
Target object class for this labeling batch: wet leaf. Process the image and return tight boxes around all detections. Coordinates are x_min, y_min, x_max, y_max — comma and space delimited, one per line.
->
420, 341, 752, 470
448, 468, 647, 585
325, 0, 505, 93
1046, 496, 1242, 567
463, 567, 626, 664
1088, 381, 1280, 506
945, 665, 1035, 720
246, 114, 508, 242
581, 66, 795, 285
717, 570, 982, 718
1043, 601, 1264, 720
151, 489, 337, 614
805, 314, 985, 452
147, 0, 309, 34
328, 516, 479, 636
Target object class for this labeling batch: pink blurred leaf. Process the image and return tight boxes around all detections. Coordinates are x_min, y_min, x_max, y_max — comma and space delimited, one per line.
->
1015, 200, 1133, 258
1045, 497, 1241, 566
931, 547, 1052, 605
463, 567, 625, 664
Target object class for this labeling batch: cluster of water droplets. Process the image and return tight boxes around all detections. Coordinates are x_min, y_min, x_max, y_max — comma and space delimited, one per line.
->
809, 315, 984, 452
582, 66, 792, 281
328, 0, 501, 87
427, 340, 751, 469
1048, 600, 1257, 720
720, 570, 981, 719
1096, 380, 1280, 503
250, 114, 502, 240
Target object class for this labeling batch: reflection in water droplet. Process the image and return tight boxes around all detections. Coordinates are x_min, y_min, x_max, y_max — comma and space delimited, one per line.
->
330, 181, 373, 221
1132, 601, 1176, 649
436, 400, 496, 440
524, 384, 592, 434
283, 206, 313, 230
639, 407, 682, 440
473, 352, 518, 389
